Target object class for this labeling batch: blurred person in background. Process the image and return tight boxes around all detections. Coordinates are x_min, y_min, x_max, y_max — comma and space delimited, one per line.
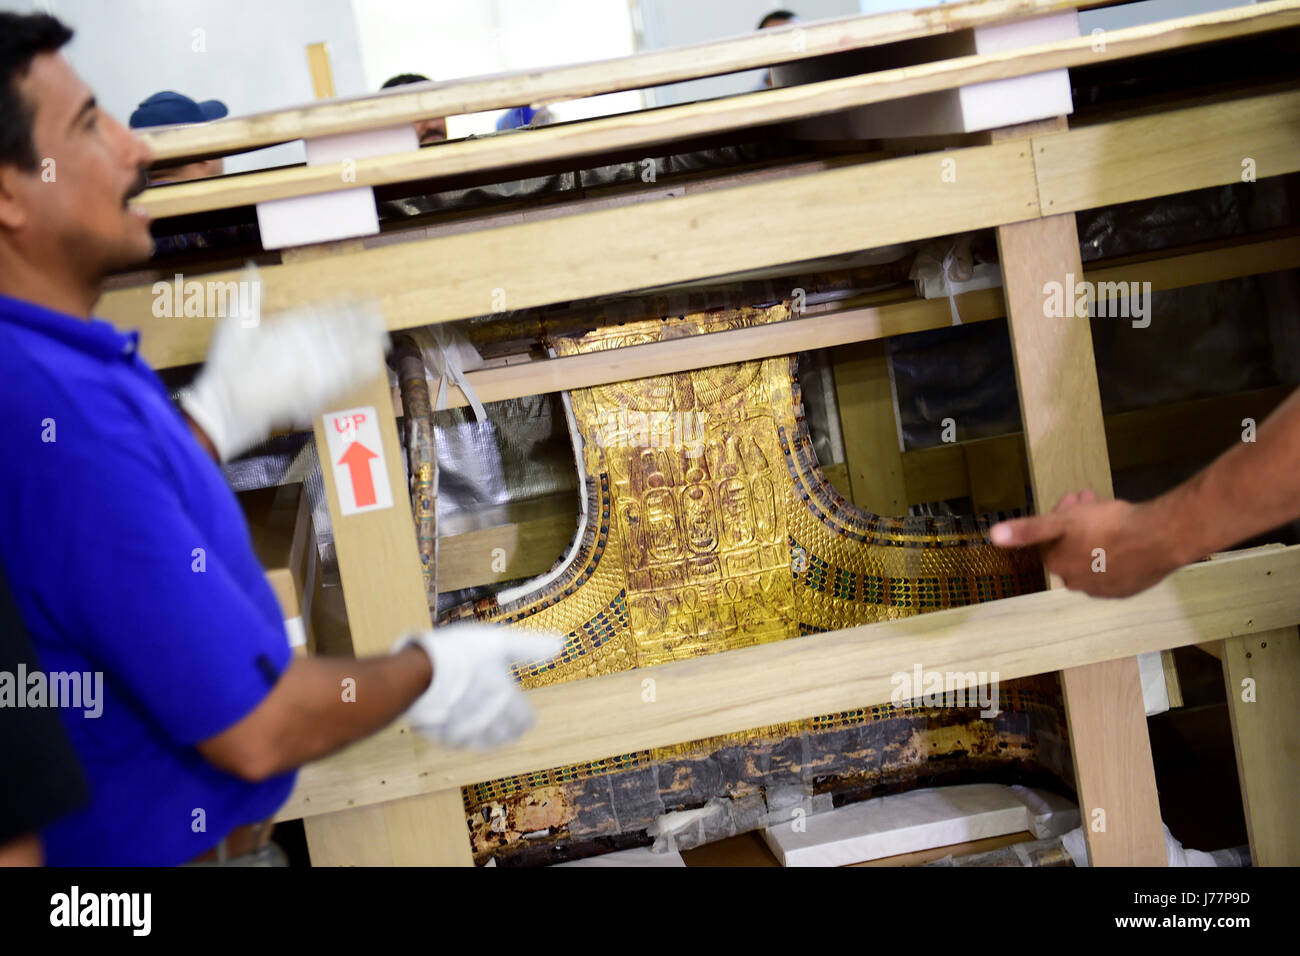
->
381, 73, 448, 144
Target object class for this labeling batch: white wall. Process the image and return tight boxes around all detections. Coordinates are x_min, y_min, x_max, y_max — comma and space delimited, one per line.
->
636, 0, 861, 105
351, 0, 644, 136
5, 0, 367, 171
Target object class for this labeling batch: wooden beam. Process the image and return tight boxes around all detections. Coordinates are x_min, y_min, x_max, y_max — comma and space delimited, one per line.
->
1221, 625, 1300, 864
133, 0, 1300, 220
1036, 83, 1300, 212
831, 340, 908, 514
302, 369, 472, 865
407, 231, 1299, 414
274, 237, 469, 865
306, 43, 336, 100
100, 90, 1300, 371
275, 542, 1300, 821
141, 0, 1128, 163
103, 140, 1039, 367
993, 115, 1165, 866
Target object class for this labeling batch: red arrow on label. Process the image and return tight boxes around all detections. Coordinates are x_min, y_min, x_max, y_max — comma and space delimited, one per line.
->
338, 442, 379, 508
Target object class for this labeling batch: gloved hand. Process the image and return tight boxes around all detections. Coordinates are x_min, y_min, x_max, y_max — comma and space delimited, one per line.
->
179, 300, 390, 461
394, 624, 564, 749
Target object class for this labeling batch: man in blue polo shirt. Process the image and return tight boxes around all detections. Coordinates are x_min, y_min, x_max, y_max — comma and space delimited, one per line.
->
0, 12, 558, 865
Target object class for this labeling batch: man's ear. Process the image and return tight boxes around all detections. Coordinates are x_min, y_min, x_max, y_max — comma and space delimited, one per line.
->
0, 165, 31, 231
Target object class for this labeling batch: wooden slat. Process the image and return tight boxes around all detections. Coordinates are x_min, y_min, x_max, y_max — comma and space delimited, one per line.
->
134, 0, 1300, 220
275, 543, 1300, 821
1036, 87, 1300, 212
306, 43, 336, 100
995, 114, 1165, 863
831, 340, 908, 514
1059, 656, 1164, 864
294, 291, 470, 864
102, 91, 1300, 372
141, 0, 1125, 163
442, 292, 1000, 410
1222, 625, 1300, 865
103, 141, 1039, 367
417, 229, 1300, 413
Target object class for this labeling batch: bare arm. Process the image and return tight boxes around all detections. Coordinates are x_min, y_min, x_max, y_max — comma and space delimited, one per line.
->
991, 386, 1300, 597
1163, 386, 1300, 559
196, 646, 432, 782
0, 834, 43, 867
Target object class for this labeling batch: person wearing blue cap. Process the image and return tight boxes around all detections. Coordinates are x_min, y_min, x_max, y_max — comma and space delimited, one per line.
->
495, 104, 553, 131
129, 90, 229, 184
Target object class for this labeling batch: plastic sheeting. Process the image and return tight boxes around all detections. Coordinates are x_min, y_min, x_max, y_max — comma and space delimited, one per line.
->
890, 176, 1300, 511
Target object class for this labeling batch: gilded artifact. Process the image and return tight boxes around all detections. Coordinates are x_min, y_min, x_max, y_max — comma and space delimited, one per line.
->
437, 304, 1067, 863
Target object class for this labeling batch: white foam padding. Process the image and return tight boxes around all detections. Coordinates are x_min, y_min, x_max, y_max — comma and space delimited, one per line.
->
257, 124, 418, 250
776, 11, 1078, 140
762, 783, 1076, 867
954, 10, 1079, 133
1008, 784, 1081, 838
1138, 650, 1172, 717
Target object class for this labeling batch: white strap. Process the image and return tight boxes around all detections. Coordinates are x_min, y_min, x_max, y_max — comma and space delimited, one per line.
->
414, 326, 488, 422
940, 245, 962, 326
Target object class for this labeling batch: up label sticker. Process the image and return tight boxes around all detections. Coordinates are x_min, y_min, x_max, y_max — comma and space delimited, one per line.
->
323, 406, 393, 515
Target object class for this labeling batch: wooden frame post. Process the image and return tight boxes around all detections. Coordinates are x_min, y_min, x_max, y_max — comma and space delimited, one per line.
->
832, 340, 909, 513
280, 48, 473, 866
992, 117, 1166, 866
301, 367, 473, 866
1222, 625, 1300, 864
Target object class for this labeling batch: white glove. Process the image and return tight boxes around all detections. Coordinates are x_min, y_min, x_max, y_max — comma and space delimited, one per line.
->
394, 624, 564, 750
180, 300, 390, 461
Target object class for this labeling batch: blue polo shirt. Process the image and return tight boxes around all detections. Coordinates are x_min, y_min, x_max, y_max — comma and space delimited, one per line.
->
0, 293, 295, 866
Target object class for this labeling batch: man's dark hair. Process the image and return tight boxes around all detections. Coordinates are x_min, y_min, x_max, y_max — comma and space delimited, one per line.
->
0, 12, 74, 170
381, 73, 431, 90
758, 10, 798, 29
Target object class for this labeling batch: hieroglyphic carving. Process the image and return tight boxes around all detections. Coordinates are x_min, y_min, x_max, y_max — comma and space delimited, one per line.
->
442, 304, 1063, 862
